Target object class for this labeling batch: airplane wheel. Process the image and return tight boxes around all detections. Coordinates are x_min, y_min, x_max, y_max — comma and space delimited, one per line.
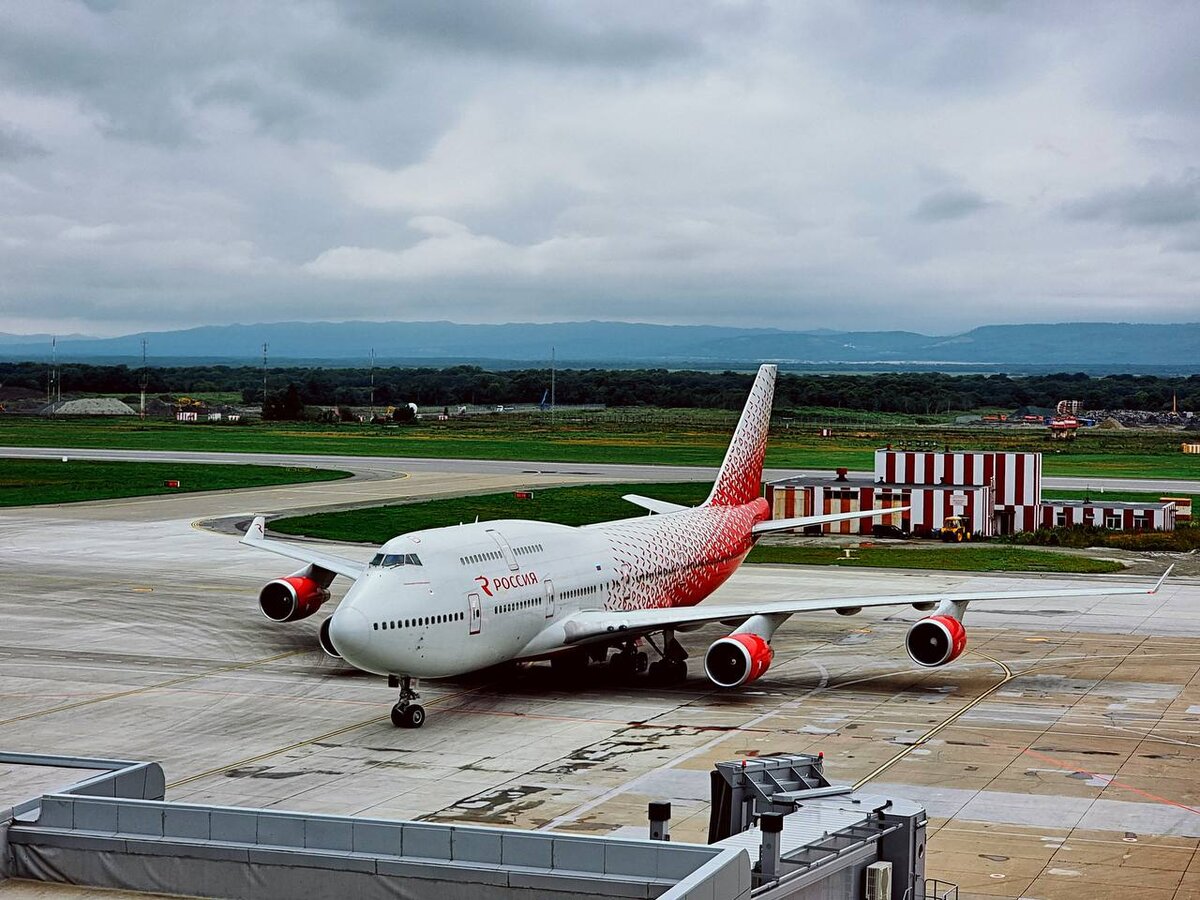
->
391, 703, 426, 728
649, 659, 686, 684
609, 653, 635, 681
633, 651, 649, 675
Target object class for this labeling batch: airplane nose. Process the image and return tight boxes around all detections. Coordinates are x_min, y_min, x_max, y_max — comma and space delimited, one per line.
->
328, 607, 371, 661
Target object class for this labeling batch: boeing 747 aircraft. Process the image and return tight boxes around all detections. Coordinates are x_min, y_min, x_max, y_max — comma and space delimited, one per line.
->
241, 365, 1169, 728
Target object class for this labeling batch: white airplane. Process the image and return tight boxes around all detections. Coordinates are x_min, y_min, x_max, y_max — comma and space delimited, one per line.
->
241, 365, 1170, 728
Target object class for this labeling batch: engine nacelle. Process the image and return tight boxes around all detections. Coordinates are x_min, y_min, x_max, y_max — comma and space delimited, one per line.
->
704, 633, 774, 688
259, 575, 331, 623
318, 617, 341, 658
906, 615, 967, 667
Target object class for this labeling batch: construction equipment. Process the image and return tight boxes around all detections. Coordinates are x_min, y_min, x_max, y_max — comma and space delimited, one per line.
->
939, 516, 972, 542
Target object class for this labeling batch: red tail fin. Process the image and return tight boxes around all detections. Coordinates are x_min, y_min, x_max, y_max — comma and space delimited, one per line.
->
704, 364, 776, 507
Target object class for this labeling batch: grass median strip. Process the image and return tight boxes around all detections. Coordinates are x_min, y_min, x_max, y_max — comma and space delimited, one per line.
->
271, 481, 713, 541
0, 459, 351, 506
746, 545, 1123, 573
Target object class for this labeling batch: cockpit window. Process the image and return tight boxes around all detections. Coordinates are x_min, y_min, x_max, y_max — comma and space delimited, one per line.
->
370, 553, 423, 568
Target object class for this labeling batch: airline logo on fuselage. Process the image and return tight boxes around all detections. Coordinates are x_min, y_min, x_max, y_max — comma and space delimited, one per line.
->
474, 572, 539, 597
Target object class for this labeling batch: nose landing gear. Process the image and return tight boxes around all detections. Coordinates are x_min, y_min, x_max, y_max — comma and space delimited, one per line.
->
388, 674, 425, 728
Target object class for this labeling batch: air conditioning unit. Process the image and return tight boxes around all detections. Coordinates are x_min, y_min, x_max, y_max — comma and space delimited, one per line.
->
865, 861, 893, 900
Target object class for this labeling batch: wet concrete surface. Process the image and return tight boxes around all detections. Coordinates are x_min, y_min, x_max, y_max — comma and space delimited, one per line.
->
1, 474, 1199, 899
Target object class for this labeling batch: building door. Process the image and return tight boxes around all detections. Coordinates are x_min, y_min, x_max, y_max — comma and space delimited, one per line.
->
544, 579, 555, 618
468, 592, 482, 635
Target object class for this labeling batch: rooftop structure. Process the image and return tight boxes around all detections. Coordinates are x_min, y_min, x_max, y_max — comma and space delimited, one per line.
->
2, 750, 938, 900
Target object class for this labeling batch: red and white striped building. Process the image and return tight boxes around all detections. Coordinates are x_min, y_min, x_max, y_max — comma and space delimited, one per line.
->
1039, 500, 1176, 531
767, 477, 994, 536
767, 448, 1177, 536
875, 449, 1041, 533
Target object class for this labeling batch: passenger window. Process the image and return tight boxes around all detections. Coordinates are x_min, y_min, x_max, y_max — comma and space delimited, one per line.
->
373, 623, 378, 630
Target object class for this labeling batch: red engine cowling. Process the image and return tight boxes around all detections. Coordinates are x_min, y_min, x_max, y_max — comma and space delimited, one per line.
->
906, 615, 967, 667
704, 633, 774, 687
259, 576, 331, 623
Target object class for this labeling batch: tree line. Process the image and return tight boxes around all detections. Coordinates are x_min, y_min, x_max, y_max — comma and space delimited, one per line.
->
1, 362, 1197, 414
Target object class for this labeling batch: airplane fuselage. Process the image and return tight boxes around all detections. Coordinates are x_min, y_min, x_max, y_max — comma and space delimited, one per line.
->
327, 497, 770, 678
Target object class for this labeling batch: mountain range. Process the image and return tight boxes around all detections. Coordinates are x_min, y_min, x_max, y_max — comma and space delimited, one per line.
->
0, 321, 1196, 373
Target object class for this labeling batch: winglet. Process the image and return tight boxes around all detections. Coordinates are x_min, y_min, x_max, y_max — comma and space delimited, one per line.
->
240, 515, 268, 546
1149, 564, 1174, 594
623, 494, 688, 515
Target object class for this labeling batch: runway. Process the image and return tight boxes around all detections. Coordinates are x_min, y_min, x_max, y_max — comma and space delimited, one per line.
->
3, 468, 1200, 899
4, 444, 1199, 496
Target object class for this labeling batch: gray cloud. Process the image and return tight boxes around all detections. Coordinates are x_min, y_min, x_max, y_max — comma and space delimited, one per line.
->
1064, 173, 1200, 228
340, 0, 697, 67
0, 0, 1197, 336
913, 189, 990, 222
0, 123, 48, 160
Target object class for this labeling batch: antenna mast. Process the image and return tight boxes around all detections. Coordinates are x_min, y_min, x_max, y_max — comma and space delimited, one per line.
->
48, 336, 60, 404
261, 342, 269, 408
550, 345, 556, 420
139, 338, 148, 420
369, 348, 376, 418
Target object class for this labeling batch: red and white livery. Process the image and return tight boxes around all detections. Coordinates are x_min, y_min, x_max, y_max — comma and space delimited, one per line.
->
241, 365, 1171, 728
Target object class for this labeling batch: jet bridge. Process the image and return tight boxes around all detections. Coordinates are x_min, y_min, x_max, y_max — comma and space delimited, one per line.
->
705, 753, 953, 900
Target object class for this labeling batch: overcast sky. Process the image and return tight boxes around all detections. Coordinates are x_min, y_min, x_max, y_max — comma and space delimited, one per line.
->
1, 1, 1198, 337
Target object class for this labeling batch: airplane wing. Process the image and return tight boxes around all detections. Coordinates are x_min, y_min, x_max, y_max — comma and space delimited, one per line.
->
239, 516, 366, 580
552, 567, 1172, 647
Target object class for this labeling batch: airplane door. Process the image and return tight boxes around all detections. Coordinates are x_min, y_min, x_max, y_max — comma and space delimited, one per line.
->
468, 592, 482, 635
544, 579, 555, 618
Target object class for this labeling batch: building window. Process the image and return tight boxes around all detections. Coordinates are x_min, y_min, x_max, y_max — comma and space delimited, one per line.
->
1104, 513, 1121, 529
1055, 510, 1068, 527
1133, 513, 1151, 530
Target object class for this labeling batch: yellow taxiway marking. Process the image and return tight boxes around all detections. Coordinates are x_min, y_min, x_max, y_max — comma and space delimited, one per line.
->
853, 649, 1015, 790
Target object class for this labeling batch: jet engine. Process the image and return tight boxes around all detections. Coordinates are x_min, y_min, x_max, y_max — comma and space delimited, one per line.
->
704, 633, 774, 687
905, 615, 967, 667
258, 574, 331, 623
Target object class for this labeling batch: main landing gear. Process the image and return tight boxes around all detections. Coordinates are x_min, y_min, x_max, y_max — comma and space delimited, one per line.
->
388, 675, 425, 728
609, 632, 689, 684
646, 631, 689, 685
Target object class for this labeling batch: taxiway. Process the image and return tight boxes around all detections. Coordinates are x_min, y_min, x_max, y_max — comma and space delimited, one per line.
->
2, 467, 1199, 899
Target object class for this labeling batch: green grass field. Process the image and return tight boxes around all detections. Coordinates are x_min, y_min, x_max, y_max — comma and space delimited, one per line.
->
1043, 488, 1196, 507
0, 459, 351, 507
0, 414, 1197, 479
271, 481, 714, 541
270, 481, 1123, 573
744, 545, 1122, 573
